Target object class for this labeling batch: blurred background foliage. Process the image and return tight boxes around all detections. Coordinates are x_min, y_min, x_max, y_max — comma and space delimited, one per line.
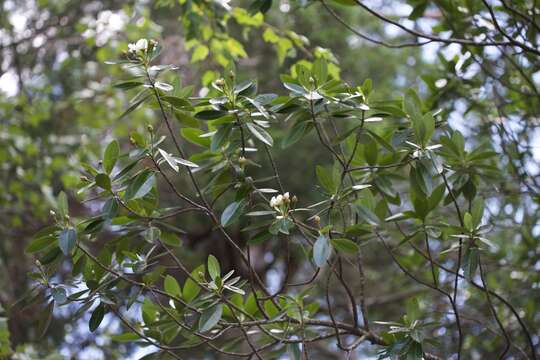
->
0, 0, 539, 359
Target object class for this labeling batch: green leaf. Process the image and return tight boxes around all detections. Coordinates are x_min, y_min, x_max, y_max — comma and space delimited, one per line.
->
313, 235, 332, 267
312, 58, 328, 84
57, 191, 68, 217
355, 205, 380, 225
26, 227, 58, 253
119, 95, 149, 120
195, 109, 228, 120
330, 238, 359, 254
161, 232, 182, 247
463, 247, 479, 280
199, 304, 223, 332
181, 128, 211, 147
95, 173, 111, 191
211, 124, 233, 151
26, 236, 54, 253
316, 165, 337, 194
183, 277, 201, 303
428, 183, 445, 211
125, 171, 155, 200
404, 88, 422, 119
207, 255, 221, 280
164, 275, 182, 298
89, 304, 105, 332
58, 228, 77, 256
161, 96, 192, 109
464, 212, 473, 232
282, 121, 310, 148
191, 44, 209, 62
221, 201, 245, 227
111, 333, 139, 342
331, 0, 356, 5
246, 122, 273, 146
283, 82, 307, 95
113, 81, 144, 90
471, 200, 484, 228
103, 140, 119, 174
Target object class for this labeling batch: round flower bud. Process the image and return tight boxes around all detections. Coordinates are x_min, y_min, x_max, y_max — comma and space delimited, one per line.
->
215, 78, 225, 87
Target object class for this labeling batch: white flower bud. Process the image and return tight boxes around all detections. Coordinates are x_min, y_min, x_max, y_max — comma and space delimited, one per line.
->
283, 192, 290, 201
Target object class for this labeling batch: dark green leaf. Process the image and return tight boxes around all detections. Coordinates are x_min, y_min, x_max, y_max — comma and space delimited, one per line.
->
125, 171, 155, 200
113, 81, 144, 90
95, 173, 111, 191
89, 304, 105, 332
316, 165, 337, 194
59, 228, 77, 256
195, 109, 228, 120
246, 122, 273, 146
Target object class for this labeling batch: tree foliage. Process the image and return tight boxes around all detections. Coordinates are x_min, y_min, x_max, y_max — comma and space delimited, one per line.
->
1, 0, 539, 359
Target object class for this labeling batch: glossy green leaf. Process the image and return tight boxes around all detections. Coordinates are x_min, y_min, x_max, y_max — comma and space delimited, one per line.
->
195, 109, 228, 120
59, 228, 77, 256
198, 304, 223, 332
89, 304, 105, 332
246, 122, 273, 146
125, 172, 155, 200
221, 201, 245, 227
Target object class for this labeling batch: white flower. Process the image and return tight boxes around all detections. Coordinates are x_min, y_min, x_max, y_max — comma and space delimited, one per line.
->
128, 38, 148, 53
270, 196, 278, 208
270, 192, 293, 211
